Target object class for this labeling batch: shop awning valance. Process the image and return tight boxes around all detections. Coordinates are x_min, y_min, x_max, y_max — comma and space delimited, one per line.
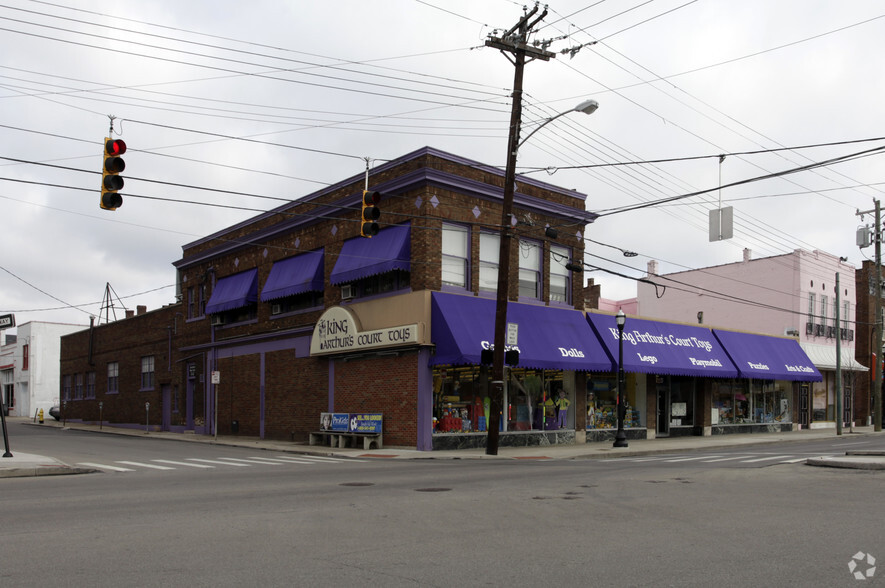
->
205, 268, 258, 314
586, 313, 738, 378
260, 250, 324, 302
714, 330, 822, 382
330, 223, 410, 285
800, 342, 868, 372
430, 292, 614, 372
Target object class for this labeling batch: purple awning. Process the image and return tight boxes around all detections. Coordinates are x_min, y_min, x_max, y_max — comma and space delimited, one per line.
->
586, 313, 738, 378
260, 250, 324, 302
330, 223, 410, 285
205, 268, 258, 314
713, 329, 822, 382
430, 292, 614, 372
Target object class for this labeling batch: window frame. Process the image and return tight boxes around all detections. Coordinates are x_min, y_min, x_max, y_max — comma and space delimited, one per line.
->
140, 356, 155, 391
107, 361, 119, 394
441, 222, 470, 290
518, 239, 542, 300
549, 244, 572, 305
478, 232, 500, 294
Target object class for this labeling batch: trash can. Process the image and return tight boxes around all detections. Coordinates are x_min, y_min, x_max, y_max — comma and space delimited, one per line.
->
231, 420, 239, 434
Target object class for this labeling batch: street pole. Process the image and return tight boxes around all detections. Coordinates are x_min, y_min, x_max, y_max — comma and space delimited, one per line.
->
485, 5, 554, 455
836, 272, 842, 436
876, 200, 882, 432
614, 311, 628, 447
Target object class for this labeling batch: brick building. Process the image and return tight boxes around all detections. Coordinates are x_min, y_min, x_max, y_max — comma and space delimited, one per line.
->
60, 147, 599, 449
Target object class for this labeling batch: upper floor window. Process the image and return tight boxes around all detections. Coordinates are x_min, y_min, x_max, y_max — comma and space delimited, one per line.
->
21, 344, 29, 371
808, 293, 815, 322
550, 245, 571, 304
62, 375, 72, 402
74, 373, 83, 400
108, 362, 119, 394
86, 371, 96, 399
820, 295, 828, 323
479, 232, 500, 293
141, 356, 155, 390
843, 300, 850, 330
518, 240, 541, 299
441, 223, 469, 289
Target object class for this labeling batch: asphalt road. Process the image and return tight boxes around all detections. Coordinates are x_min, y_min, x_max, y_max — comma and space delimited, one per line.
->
2, 423, 882, 586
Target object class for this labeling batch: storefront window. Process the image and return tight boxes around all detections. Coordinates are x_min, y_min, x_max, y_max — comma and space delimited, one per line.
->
713, 379, 792, 425
586, 375, 640, 429
431, 365, 575, 434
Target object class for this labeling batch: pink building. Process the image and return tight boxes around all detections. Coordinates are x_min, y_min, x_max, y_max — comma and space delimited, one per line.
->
636, 248, 867, 428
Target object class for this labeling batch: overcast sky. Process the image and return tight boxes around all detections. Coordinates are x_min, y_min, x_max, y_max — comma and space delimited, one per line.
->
2, 0, 884, 333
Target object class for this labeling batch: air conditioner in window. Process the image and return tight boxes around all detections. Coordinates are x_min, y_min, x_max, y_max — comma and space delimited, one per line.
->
815, 324, 825, 336
849, 329, 855, 341
826, 326, 836, 339
341, 284, 354, 300
210, 314, 225, 326
805, 322, 814, 335
271, 304, 282, 315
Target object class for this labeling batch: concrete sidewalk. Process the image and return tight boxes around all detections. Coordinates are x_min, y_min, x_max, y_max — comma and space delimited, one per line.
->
3, 417, 885, 478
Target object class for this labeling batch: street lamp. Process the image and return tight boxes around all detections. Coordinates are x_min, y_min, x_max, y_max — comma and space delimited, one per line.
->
486, 97, 600, 455
518, 99, 599, 148
613, 309, 628, 448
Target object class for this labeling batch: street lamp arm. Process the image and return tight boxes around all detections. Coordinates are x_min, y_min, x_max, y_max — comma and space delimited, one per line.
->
518, 99, 599, 149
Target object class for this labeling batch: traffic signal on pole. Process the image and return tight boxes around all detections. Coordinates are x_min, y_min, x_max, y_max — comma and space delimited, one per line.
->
360, 190, 381, 237
100, 137, 126, 210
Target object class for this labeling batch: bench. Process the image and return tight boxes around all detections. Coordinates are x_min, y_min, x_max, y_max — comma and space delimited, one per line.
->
309, 430, 383, 450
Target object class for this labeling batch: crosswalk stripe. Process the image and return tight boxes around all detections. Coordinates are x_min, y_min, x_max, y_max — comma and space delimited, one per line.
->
216, 457, 284, 465
77, 462, 135, 472
270, 455, 360, 464
740, 455, 794, 463
153, 459, 215, 468
663, 455, 723, 462
186, 458, 252, 466
702, 455, 757, 462
116, 461, 175, 470
256, 456, 321, 464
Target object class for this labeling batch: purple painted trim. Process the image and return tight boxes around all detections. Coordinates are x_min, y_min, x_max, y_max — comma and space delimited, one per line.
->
259, 353, 266, 439
417, 347, 433, 451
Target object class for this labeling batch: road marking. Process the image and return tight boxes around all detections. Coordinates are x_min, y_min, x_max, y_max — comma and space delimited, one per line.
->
186, 458, 252, 466
253, 456, 321, 464
152, 459, 215, 468
77, 462, 135, 472
663, 455, 723, 462
701, 455, 756, 462
270, 455, 363, 464
216, 457, 284, 465
116, 461, 175, 470
778, 457, 808, 463
740, 455, 793, 463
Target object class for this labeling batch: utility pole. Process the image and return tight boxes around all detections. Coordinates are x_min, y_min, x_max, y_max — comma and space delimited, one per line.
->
876, 201, 882, 432
484, 4, 555, 455
859, 200, 883, 432
836, 272, 842, 436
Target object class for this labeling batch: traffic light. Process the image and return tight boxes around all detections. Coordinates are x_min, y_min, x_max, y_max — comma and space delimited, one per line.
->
100, 137, 126, 210
360, 190, 381, 237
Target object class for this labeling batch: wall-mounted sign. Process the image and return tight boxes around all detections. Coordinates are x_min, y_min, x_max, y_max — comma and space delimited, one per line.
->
310, 306, 419, 356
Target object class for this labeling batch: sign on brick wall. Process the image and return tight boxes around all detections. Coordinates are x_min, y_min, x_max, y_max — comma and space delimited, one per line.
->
310, 305, 419, 356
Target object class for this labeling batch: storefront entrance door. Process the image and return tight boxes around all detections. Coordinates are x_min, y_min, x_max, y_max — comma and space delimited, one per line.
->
657, 386, 670, 437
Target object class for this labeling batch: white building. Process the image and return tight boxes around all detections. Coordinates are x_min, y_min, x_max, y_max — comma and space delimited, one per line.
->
1, 322, 85, 418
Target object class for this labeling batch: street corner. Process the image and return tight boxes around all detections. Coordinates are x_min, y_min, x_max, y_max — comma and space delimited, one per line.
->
805, 455, 885, 470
